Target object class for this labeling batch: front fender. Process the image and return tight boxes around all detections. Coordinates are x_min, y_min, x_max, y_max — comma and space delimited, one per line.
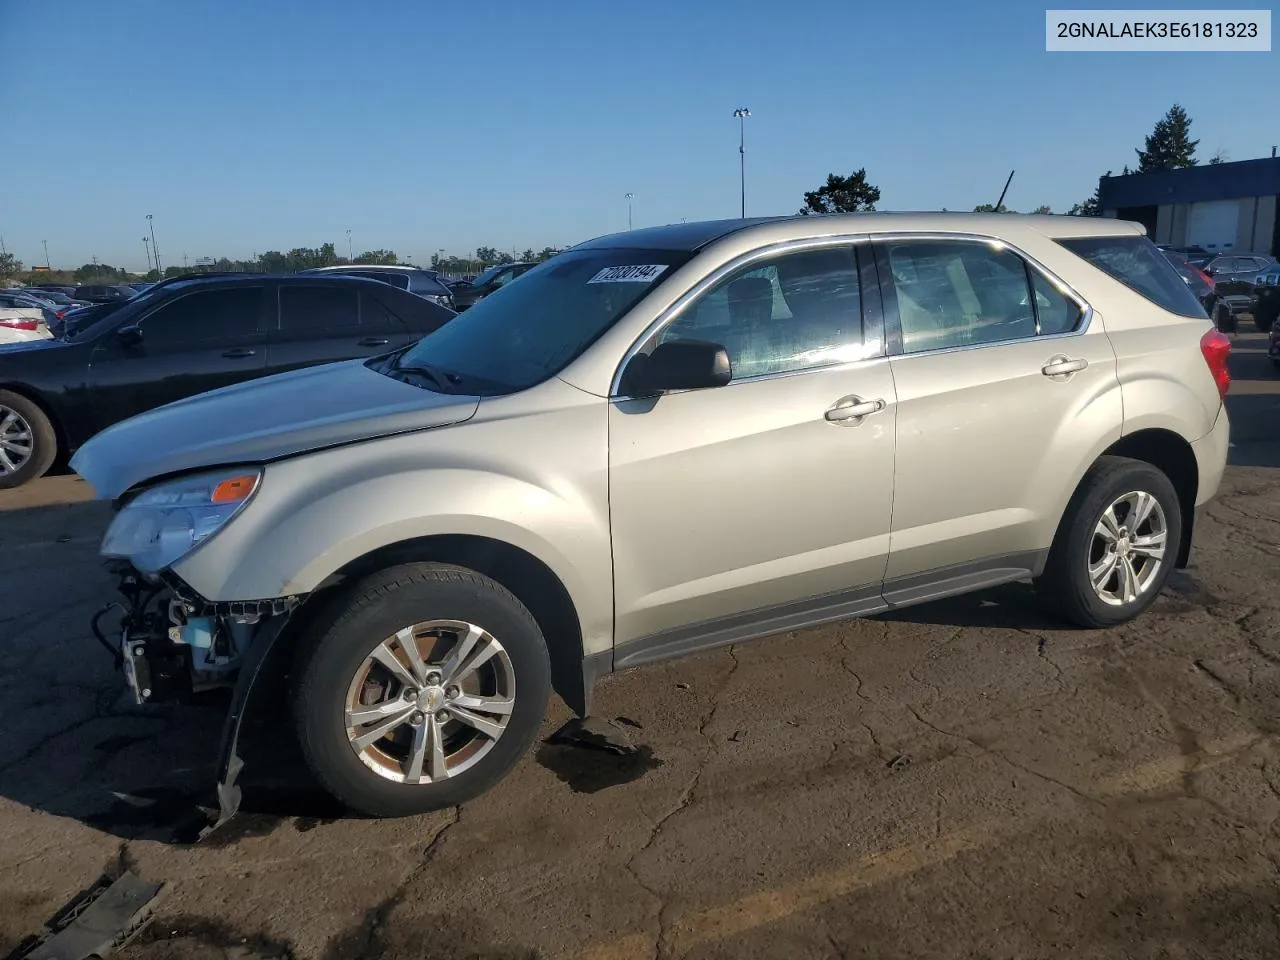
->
171, 390, 613, 656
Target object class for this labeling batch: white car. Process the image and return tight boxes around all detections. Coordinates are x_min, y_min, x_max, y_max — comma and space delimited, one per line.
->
0, 309, 53, 345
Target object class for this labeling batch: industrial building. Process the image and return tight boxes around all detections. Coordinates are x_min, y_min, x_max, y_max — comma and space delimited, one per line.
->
1098, 155, 1280, 257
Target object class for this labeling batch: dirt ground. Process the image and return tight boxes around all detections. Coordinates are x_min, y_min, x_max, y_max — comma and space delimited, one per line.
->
2, 332, 1279, 960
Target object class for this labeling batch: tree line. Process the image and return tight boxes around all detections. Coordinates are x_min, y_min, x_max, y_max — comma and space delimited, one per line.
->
797, 103, 1209, 218
0, 105, 1217, 286
0, 242, 571, 286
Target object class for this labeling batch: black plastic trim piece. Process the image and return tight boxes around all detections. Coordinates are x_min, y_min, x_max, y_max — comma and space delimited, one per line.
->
881, 551, 1046, 608
613, 584, 887, 671
611, 550, 1049, 671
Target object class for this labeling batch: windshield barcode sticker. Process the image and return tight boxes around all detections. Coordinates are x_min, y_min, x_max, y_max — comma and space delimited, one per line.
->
587, 264, 669, 284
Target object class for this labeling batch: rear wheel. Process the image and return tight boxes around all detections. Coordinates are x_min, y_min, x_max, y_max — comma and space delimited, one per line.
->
1037, 457, 1181, 628
1253, 297, 1279, 333
292, 563, 551, 817
0, 390, 57, 489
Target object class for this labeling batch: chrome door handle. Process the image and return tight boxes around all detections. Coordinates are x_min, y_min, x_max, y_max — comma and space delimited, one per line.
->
825, 396, 886, 423
1042, 355, 1088, 378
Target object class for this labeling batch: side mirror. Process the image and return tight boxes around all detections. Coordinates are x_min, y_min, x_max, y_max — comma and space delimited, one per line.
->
116, 324, 142, 346
622, 339, 732, 395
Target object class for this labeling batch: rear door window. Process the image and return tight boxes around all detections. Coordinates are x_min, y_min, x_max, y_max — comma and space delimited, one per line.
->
279, 284, 360, 334
1057, 235, 1208, 319
883, 241, 1039, 353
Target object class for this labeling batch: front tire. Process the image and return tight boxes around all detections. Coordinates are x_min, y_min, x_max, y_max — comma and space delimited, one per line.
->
1037, 457, 1181, 629
292, 563, 551, 817
0, 390, 57, 489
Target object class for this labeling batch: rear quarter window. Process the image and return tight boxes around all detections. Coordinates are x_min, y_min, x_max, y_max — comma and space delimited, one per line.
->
1058, 236, 1207, 319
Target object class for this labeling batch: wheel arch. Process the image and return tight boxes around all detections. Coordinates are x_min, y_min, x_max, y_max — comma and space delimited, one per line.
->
281, 534, 597, 716
1098, 428, 1198, 567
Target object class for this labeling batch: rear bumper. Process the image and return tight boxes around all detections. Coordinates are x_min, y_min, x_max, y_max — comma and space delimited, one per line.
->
1190, 404, 1229, 507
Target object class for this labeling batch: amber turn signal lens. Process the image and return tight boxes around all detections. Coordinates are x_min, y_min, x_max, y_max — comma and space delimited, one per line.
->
211, 475, 259, 503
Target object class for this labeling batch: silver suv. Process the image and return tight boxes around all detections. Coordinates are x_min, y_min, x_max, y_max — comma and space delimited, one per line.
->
73, 214, 1231, 820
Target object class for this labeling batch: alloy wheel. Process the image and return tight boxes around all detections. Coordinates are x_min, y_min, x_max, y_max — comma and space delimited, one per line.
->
343, 620, 516, 784
0, 406, 34, 477
1087, 490, 1168, 606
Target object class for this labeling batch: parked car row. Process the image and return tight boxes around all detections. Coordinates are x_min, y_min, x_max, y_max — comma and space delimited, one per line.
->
299, 265, 457, 310
0, 273, 454, 486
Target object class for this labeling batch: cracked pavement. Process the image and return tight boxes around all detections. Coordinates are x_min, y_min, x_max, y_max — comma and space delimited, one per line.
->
2, 333, 1280, 959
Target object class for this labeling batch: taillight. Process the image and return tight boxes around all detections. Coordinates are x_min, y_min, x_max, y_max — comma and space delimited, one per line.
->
0, 318, 39, 331
1200, 328, 1231, 401
1194, 267, 1214, 291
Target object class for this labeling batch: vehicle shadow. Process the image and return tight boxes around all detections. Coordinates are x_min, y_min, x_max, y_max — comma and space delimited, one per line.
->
875, 580, 1068, 630
0, 498, 347, 846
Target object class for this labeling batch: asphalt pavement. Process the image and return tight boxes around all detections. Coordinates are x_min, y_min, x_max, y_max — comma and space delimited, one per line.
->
2, 332, 1279, 960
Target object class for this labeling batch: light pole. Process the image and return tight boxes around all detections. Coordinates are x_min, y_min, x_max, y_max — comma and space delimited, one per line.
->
42, 240, 50, 270
625, 192, 634, 230
733, 107, 751, 218
146, 215, 161, 275
347, 229, 353, 263
142, 237, 153, 274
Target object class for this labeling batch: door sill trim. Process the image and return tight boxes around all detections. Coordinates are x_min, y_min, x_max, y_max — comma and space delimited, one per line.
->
611, 550, 1048, 672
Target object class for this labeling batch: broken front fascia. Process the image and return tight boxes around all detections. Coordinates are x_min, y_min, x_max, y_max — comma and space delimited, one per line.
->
91, 562, 304, 834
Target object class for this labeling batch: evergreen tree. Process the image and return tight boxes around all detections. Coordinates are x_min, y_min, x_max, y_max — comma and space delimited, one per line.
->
1135, 104, 1198, 172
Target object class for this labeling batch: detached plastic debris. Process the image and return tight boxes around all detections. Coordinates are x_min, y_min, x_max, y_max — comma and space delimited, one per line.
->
548, 716, 637, 755
11, 871, 167, 960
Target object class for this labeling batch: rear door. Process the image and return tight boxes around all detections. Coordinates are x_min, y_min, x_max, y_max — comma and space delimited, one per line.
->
86, 285, 267, 430
265, 281, 412, 375
874, 235, 1120, 587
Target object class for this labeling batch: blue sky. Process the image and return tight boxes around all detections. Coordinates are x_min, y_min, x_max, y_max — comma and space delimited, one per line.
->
2, 0, 1275, 270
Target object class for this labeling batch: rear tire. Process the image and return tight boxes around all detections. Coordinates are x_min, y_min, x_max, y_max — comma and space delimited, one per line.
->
1253, 298, 1279, 333
1036, 456, 1181, 629
0, 390, 57, 489
292, 562, 551, 817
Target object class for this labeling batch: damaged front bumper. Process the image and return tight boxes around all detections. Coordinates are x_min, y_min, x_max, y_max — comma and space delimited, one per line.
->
92, 562, 304, 836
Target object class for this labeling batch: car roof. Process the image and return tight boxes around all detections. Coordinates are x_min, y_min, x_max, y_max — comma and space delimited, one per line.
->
112, 273, 401, 300
300, 264, 431, 274
575, 212, 1144, 253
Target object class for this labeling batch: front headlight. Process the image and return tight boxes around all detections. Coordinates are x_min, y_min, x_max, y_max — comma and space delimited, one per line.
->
102, 467, 261, 574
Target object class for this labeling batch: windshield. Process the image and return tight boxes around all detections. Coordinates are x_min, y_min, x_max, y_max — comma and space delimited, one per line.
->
390, 247, 692, 394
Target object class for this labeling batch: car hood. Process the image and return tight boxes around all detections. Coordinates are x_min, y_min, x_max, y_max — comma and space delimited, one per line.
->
70, 359, 480, 499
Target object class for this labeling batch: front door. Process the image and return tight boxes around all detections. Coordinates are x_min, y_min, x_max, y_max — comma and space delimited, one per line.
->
609, 242, 898, 654
87, 285, 267, 432
874, 237, 1121, 583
